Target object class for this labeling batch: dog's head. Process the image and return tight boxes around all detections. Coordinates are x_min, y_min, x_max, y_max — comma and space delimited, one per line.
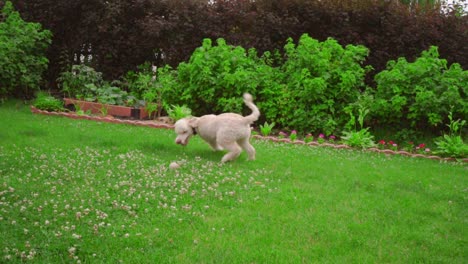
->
174, 117, 199, 146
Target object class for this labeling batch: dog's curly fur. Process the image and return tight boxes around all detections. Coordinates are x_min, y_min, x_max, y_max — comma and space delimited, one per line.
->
174, 93, 260, 163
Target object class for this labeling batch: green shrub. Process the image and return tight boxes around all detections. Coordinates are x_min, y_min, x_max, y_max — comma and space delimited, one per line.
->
371, 46, 467, 130
173, 38, 265, 115
32, 91, 64, 112
0, 1, 52, 98
158, 35, 370, 135
279, 34, 371, 134
57, 64, 104, 99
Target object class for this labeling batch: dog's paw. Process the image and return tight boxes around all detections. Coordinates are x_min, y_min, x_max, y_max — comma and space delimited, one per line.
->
215, 145, 224, 151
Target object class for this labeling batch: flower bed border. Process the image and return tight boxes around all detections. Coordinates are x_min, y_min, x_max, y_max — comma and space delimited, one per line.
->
30, 106, 467, 163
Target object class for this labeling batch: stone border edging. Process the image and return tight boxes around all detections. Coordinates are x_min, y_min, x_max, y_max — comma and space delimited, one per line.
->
31, 106, 467, 163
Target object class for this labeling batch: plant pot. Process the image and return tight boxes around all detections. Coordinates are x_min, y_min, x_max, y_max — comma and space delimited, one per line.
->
64, 98, 149, 119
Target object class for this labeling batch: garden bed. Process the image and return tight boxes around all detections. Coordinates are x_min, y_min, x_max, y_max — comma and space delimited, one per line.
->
64, 98, 149, 119
31, 105, 172, 129
30, 106, 467, 163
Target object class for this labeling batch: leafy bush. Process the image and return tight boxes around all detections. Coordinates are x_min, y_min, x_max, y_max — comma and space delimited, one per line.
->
434, 112, 467, 158
278, 34, 371, 134
32, 91, 64, 112
172, 38, 265, 115
0, 1, 52, 98
371, 46, 467, 130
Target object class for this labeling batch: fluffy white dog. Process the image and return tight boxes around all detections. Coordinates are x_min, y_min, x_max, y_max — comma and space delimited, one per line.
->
174, 93, 260, 163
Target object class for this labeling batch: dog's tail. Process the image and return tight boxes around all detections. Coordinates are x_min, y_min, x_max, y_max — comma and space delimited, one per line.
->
243, 93, 260, 124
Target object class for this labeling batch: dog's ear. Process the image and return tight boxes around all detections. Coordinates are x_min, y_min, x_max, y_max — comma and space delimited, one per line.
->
187, 117, 199, 128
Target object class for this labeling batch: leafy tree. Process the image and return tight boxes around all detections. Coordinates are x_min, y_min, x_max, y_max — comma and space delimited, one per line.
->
0, 1, 52, 98
7, 0, 466, 92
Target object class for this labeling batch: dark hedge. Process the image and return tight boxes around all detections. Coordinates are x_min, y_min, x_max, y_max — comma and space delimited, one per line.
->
2, 0, 467, 89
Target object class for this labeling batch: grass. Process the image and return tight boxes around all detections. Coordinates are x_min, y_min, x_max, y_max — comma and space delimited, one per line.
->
0, 100, 466, 263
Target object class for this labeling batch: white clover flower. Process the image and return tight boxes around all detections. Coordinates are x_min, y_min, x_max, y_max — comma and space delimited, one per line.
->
68, 247, 76, 253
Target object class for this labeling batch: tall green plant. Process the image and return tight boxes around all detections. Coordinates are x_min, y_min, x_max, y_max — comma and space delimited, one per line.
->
141, 65, 177, 118
123, 62, 154, 99
434, 111, 467, 158
341, 106, 376, 149
0, 1, 52, 98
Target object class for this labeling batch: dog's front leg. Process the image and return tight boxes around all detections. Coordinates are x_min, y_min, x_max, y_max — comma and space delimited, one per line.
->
207, 141, 223, 151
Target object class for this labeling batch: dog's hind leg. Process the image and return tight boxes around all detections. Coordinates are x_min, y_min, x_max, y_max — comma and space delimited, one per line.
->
220, 142, 242, 163
238, 138, 255, 161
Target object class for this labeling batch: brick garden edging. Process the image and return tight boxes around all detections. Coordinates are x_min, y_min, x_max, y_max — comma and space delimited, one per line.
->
31, 106, 467, 163
251, 136, 467, 163
30, 106, 173, 130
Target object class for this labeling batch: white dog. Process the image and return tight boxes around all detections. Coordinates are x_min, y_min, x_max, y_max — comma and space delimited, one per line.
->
174, 93, 260, 163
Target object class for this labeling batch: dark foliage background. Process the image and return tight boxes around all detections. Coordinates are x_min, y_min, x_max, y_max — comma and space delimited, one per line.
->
1, 0, 467, 88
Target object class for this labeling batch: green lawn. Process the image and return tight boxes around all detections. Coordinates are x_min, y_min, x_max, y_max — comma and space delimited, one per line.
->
0, 101, 466, 263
